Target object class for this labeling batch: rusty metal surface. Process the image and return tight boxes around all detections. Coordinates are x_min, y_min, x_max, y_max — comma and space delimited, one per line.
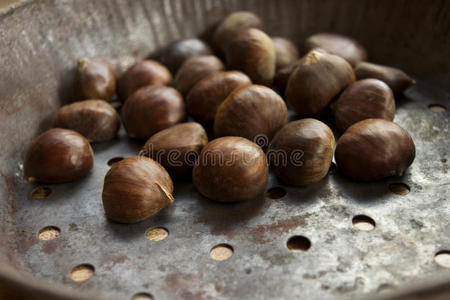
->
0, 0, 450, 299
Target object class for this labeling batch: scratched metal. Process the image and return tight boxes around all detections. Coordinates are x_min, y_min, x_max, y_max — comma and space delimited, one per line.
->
0, 0, 450, 300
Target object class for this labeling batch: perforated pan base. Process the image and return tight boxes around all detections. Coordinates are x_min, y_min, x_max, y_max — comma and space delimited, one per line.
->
8, 80, 449, 300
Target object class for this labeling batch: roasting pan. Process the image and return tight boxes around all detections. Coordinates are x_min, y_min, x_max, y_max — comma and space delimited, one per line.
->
0, 0, 449, 299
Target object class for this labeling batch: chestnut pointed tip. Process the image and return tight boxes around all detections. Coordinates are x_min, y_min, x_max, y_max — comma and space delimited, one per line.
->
156, 182, 174, 204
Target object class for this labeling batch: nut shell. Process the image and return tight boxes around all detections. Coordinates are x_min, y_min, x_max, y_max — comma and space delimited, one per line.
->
272, 37, 299, 71
226, 28, 276, 86
213, 11, 263, 56
269, 119, 335, 186
305, 33, 367, 67
122, 86, 185, 140
286, 50, 355, 117
354, 62, 415, 94
214, 84, 288, 144
334, 79, 395, 131
274, 60, 300, 94
193, 137, 268, 202
335, 119, 416, 181
141, 123, 208, 177
174, 55, 224, 96
102, 156, 174, 223
54, 100, 120, 142
77, 57, 116, 101
161, 38, 213, 74
118, 60, 172, 101
186, 71, 251, 125
24, 128, 94, 183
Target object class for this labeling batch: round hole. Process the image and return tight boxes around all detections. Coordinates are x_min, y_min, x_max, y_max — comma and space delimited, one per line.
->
434, 250, 450, 268
70, 264, 95, 282
210, 244, 233, 261
265, 187, 286, 199
107, 157, 124, 166
352, 215, 376, 231
131, 293, 154, 300
389, 183, 410, 195
287, 235, 311, 252
145, 227, 168, 242
428, 104, 446, 112
38, 226, 60, 240
31, 186, 51, 199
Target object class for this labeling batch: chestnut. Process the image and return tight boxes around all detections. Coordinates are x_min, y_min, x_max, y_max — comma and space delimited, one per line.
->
335, 119, 415, 181
213, 11, 263, 57
272, 37, 299, 71
161, 38, 213, 74
286, 49, 355, 117
77, 57, 116, 101
102, 156, 174, 223
174, 55, 224, 96
334, 79, 395, 132
214, 84, 288, 144
193, 137, 268, 202
54, 100, 120, 142
122, 85, 185, 140
354, 62, 415, 94
226, 28, 276, 86
305, 33, 367, 67
186, 71, 251, 125
274, 60, 300, 94
268, 119, 335, 186
117, 60, 172, 101
141, 122, 208, 177
24, 128, 94, 183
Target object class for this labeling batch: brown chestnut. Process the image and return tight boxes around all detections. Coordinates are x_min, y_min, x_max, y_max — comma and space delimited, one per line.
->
141, 122, 208, 177
272, 37, 299, 71
273, 60, 300, 94
174, 55, 225, 96
102, 156, 174, 223
118, 60, 172, 101
286, 49, 355, 117
226, 28, 276, 86
268, 119, 335, 186
77, 57, 116, 101
122, 85, 185, 140
354, 62, 415, 94
334, 79, 395, 132
305, 33, 367, 67
193, 137, 268, 202
213, 11, 263, 57
24, 128, 94, 183
186, 71, 252, 125
335, 119, 415, 181
54, 100, 120, 142
214, 84, 288, 145
161, 38, 213, 74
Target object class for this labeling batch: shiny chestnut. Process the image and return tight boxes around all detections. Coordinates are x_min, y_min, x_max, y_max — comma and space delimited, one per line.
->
118, 60, 171, 101
102, 156, 174, 223
226, 28, 276, 86
54, 100, 120, 142
268, 119, 335, 186
174, 55, 224, 96
286, 49, 355, 117
186, 71, 251, 125
161, 38, 213, 73
214, 84, 288, 145
77, 57, 116, 101
334, 79, 395, 131
24, 128, 94, 183
335, 119, 416, 181
122, 86, 185, 140
193, 137, 268, 202
141, 122, 208, 177
272, 37, 299, 71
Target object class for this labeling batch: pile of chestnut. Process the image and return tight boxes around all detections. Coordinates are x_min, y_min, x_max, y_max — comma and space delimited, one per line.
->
23, 11, 416, 224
